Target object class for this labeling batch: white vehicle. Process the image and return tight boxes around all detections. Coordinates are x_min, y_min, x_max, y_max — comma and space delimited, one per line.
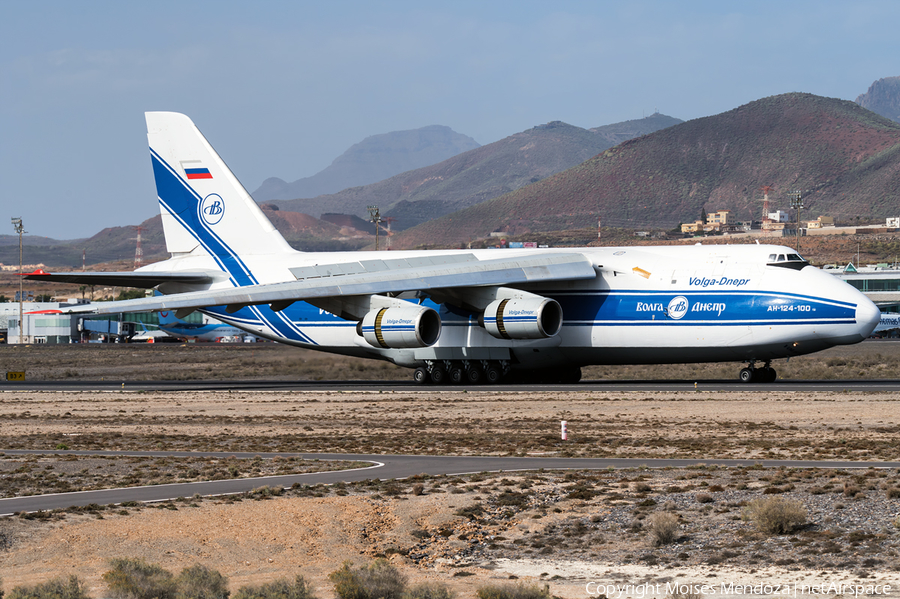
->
31, 112, 880, 384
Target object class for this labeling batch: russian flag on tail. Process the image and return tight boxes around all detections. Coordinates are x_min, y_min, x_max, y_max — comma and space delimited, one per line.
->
181, 160, 213, 180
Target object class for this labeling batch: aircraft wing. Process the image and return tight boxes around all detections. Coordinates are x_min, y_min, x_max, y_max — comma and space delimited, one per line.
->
22, 270, 217, 288
52, 252, 597, 315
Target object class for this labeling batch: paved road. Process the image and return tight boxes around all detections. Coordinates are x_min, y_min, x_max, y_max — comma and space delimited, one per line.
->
2, 450, 899, 516
5, 379, 900, 392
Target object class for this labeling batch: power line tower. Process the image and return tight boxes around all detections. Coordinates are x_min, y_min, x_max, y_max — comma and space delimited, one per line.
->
367, 206, 382, 251
131, 225, 144, 269
382, 216, 396, 250
759, 185, 774, 223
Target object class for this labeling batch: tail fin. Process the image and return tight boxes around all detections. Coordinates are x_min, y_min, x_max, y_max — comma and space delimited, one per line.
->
147, 112, 294, 261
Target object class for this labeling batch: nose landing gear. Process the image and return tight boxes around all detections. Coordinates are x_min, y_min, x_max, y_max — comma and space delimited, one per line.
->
739, 361, 777, 383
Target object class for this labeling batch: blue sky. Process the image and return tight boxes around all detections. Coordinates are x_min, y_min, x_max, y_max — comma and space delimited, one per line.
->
2, 0, 898, 240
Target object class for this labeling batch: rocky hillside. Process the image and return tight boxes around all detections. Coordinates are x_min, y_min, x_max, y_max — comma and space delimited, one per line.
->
272, 115, 681, 230
393, 93, 900, 248
857, 76, 900, 123
252, 125, 480, 202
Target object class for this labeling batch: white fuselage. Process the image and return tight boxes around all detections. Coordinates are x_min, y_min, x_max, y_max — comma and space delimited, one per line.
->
142, 243, 879, 370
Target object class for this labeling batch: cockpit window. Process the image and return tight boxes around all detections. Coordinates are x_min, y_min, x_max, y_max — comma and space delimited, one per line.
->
767, 252, 809, 270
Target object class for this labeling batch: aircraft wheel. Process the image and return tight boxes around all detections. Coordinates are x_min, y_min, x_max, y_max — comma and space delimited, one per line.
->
449, 366, 465, 384
467, 367, 483, 384
430, 368, 447, 384
739, 368, 754, 383
560, 366, 582, 384
485, 364, 503, 384
764, 367, 777, 383
413, 367, 429, 385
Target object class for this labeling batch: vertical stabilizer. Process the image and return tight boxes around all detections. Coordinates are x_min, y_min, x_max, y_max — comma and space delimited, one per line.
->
147, 112, 294, 260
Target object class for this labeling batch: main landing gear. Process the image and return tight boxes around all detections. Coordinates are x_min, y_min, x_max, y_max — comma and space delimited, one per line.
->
739, 361, 777, 383
413, 362, 583, 385
413, 359, 508, 385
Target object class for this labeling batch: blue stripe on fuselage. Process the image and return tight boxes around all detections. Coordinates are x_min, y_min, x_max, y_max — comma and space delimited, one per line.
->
549, 289, 855, 325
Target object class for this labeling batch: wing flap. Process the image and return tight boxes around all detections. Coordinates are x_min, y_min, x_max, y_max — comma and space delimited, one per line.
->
54, 253, 596, 315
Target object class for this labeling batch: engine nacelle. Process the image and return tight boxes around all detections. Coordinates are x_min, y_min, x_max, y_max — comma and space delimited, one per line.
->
359, 306, 441, 349
482, 298, 563, 339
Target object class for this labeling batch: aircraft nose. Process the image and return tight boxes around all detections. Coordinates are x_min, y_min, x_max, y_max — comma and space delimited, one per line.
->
856, 296, 881, 339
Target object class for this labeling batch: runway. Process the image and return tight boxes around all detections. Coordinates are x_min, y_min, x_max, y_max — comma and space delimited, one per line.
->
2, 450, 899, 516
6, 378, 900, 392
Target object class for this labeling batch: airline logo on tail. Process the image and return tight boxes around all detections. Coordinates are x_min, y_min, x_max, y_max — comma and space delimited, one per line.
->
200, 194, 225, 225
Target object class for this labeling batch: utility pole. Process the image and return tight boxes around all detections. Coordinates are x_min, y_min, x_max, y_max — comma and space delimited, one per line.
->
367, 205, 382, 251
11, 217, 25, 344
789, 190, 804, 253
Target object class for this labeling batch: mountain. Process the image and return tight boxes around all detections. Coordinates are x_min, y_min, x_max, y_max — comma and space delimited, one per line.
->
0, 208, 372, 268
392, 93, 900, 249
591, 112, 684, 146
252, 125, 480, 202
0, 217, 167, 268
856, 76, 900, 123
271, 115, 682, 230
258, 204, 371, 251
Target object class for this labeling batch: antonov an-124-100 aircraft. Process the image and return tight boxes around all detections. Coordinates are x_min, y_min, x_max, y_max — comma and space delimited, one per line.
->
30, 112, 881, 384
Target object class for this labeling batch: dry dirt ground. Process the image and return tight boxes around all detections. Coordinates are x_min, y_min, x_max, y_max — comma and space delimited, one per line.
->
1, 344, 900, 598
4, 339, 900, 382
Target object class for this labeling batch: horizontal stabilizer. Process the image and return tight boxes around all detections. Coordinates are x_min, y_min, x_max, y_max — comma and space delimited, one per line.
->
22, 270, 216, 288
52, 253, 597, 315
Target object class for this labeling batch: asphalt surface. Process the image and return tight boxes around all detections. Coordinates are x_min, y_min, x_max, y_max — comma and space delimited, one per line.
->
5, 379, 900, 392
2, 450, 900, 516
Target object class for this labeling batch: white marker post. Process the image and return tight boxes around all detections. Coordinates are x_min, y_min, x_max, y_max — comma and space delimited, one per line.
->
561, 420, 568, 441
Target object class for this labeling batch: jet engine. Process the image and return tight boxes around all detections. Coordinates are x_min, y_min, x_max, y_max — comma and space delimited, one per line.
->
482, 298, 563, 339
359, 306, 442, 349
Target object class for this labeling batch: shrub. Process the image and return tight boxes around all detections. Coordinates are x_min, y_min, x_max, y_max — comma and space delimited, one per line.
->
695, 493, 714, 503
175, 564, 229, 599
646, 511, 679, 546
233, 576, 317, 599
402, 582, 454, 599
742, 496, 807, 534
476, 583, 551, 599
411, 483, 425, 496
330, 560, 407, 599
104, 557, 177, 599
843, 483, 861, 497
6, 575, 90, 599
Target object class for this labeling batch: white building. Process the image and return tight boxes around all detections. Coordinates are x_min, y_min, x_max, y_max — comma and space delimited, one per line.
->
2, 300, 88, 344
